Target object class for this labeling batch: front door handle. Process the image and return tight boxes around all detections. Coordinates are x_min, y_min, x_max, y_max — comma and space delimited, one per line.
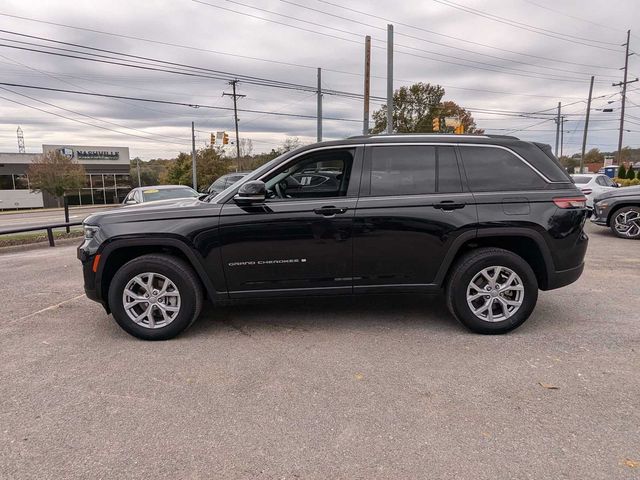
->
433, 200, 465, 211
313, 206, 349, 217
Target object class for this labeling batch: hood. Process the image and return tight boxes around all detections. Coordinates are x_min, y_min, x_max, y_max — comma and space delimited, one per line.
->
84, 198, 222, 226
595, 185, 640, 201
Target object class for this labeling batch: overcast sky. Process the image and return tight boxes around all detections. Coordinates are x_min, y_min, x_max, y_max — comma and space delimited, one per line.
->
0, 0, 638, 159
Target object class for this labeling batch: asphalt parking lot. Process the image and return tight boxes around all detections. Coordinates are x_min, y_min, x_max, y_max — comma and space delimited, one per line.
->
1, 222, 638, 479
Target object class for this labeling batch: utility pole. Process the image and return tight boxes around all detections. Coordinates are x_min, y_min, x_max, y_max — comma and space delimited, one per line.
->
560, 116, 565, 158
580, 75, 595, 174
223, 80, 245, 162
612, 30, 638, 165
317, 67, 323, 142
554, 102, 561, 156
363, 35, 371, 135
191, 121, 197, 190
386, 24, 394, 134
136, 157, 142, 187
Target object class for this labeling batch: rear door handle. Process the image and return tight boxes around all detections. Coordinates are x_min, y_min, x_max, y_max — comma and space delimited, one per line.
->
313, 206, 349, 217
433, 200, 465, 211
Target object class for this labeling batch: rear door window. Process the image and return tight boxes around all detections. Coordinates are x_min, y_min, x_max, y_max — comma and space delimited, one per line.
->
460, 146, 547, 192
369, 145, 462, 196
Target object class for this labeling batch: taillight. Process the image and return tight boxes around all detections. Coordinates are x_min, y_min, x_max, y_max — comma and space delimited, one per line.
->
553, 196, 587, 208
581, 188, 592, 195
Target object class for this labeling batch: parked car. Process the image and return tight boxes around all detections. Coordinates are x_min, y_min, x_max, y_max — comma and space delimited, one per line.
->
571, 173, 618, 208
122, 185, 200, 205
591, 185, 640, 239
79, 134, 588, 340
207, 172, 250, 196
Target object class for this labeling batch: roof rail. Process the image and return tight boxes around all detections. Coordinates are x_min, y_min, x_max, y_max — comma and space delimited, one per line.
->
347, 133, 520, 140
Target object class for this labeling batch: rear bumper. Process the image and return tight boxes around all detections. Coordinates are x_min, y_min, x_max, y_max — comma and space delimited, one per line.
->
544, 262, 585, 290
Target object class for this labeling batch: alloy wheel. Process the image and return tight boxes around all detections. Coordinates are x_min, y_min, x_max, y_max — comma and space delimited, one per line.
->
466, 266, 524, 322
614, 210, 640, 238
122, 272, 181, 329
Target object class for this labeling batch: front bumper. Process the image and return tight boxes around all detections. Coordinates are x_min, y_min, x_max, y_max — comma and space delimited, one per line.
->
77, 244, 107, 310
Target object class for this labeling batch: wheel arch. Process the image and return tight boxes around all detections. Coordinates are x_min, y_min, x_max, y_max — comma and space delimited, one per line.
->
95, 236, 219, 310
435, 228, 554, 290
606, 201, 640, 226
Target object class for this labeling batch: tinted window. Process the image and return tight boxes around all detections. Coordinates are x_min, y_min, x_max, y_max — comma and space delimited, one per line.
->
572, 175, 592, 184
601, 175, 615, 186
265, 149, 353, 199
461, 146, 546, 192
371, 146, 436, 196
438, 147, 462, 193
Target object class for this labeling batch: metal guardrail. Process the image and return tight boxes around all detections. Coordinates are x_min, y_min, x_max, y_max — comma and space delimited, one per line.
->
0, 222, 83, 247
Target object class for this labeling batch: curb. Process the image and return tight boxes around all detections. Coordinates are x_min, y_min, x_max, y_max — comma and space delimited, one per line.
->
0, 236, 82, 254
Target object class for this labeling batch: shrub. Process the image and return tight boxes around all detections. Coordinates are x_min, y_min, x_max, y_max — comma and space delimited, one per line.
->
627, 168, 636, 180
617, 164, 627, 178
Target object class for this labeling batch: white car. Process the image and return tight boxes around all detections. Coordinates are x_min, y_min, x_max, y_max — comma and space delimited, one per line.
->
571, 173, 618, 208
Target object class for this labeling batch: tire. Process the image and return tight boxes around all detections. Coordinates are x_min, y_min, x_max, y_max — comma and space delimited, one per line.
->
445, 248, 538, 334
108, 254, 203, 340
609, 206, 640, 239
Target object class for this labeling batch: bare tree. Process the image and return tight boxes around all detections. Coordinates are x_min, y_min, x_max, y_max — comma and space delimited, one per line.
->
27, 150, 86, 207
239, 138, 254, 157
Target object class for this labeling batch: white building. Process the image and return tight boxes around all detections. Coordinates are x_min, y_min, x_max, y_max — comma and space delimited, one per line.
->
0, 144, 130, 209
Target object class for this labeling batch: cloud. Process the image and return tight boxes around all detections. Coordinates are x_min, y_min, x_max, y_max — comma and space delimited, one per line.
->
0, 0, 637, 158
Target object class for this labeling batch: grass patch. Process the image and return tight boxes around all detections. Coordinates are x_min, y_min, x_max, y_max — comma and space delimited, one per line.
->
0, 227, 84, 247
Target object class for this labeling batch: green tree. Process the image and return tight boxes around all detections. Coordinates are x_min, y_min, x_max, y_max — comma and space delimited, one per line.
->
27, 150, 86, 207
130, 157, 172, 186
584, 148, 604, 164
559, 155, 579, 173
617, 164, 627, 179
371, 83, 482, 134
627, 167, 636, 180
165, 147, 232, 191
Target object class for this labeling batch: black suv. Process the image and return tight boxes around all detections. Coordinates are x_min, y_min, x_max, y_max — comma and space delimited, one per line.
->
78, 134, 589, 340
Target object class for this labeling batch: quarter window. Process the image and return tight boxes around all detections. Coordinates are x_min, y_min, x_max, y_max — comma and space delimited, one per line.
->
460, 146, 546, 192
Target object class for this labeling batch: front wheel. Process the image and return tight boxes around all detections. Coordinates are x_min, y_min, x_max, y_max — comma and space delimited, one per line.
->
108, 254, 203, 340
610, 206, 640, 239
446, 248, 538, 334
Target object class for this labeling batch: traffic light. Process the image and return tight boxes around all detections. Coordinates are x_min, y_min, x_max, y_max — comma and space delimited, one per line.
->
432, 118, 440, 132
223, 132, 229, 145
210, 133, 215, 146
454, 124, 465, 134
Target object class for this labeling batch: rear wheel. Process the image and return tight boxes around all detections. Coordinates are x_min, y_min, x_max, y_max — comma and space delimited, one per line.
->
108, 254, 203, 340
446, 248, 538, 334
610, 206, 640, 239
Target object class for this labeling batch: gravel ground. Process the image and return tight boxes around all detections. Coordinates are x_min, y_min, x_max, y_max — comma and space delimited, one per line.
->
0, 223, 638, 479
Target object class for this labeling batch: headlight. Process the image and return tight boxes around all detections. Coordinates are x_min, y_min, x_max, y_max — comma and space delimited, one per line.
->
84, 225, 100, 240
597, 202, 608, 209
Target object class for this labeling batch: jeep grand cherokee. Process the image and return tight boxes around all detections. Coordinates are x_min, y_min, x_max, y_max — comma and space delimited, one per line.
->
78, 134, 589, 340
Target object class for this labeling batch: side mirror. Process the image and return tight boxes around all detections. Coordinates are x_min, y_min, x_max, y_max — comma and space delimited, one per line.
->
123, 198, 137, 205
613, 182, 620, 188
234, 180, 266, 205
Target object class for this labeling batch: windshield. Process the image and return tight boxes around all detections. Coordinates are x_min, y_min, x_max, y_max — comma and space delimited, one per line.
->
141, 187, 199, 202
572, 175, 592, 184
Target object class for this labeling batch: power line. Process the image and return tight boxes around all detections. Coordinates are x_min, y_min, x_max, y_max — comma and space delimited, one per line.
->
313, 0, 619, 70
196, 0, 611, 84
0, 93, 190, 147
432, 0, 621, 50
0, 85, 192, 143
519, 0, 628, 35
0, 82, 364, 122
278, 0, 619, 79
0, 10, 606, 101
